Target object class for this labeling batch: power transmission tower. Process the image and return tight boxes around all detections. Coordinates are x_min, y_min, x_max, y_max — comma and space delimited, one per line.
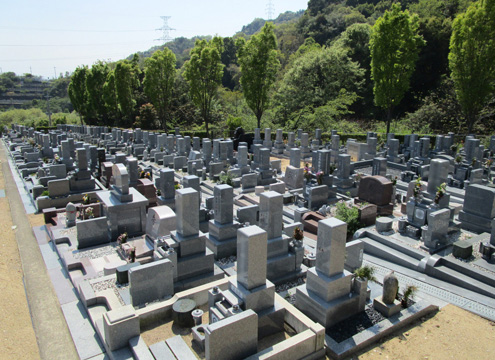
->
155, 16, 175, 43
266, 0, 275, 20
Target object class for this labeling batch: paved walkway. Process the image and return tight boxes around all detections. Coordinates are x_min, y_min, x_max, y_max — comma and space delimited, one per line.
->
0, 141, 78, 360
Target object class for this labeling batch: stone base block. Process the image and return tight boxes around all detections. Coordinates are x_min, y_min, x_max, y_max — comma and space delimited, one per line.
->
258, 301, 285, 338
170, 231, 206, 257
459, 210, 492, 233
229, 278, 275, 313
452, 240, 473, 259
295, 285, 362, 328
177, 248, 215, 281
175, 264, 224, 292
157, 196, 175, 210
205, 234, 237, 260
373, 297, 402, 318
267, 235, 290, 258
208, 220, 240, 241
267, 253, 296, 281
306, 268, 353, 302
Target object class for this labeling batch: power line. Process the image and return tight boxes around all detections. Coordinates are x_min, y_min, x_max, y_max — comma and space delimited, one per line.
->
0, 42, 152, 47
266, 0, 275, 21
0, 26, 155, 33
155, 16, 175, 43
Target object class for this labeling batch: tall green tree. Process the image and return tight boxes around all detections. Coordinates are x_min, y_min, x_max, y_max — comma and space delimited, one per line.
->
183, 37, 224, 136
86, 61, 110, 125
68, 66, 89, 124
114, 61, 138, 127
236, 22, 281, 128
143, 48, 177, 132
449, 0, 495, 133
370, 3, 425, 134
103, 70, 119, 126
275, 45, 364, 130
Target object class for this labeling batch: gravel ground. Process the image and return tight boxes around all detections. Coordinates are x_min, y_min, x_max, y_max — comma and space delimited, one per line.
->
217, 256, 236, 266
72, 243, 118, 260
91, 278, 126, 306
356, 166, 403, 179
326, 304, 386, 343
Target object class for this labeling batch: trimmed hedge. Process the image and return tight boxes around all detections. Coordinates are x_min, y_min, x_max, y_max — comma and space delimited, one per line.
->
35, 126, 58, 133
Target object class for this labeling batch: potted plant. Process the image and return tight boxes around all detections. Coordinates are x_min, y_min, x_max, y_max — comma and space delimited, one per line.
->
84, 207, 94, 220
353, 265, 378, 283
128, 246, 136, 263
328, 163, 337, 175
353, 265, 377, 294
413, 176, 422, 201
303, 164, 312, 182
316, 171, 324, 185
82, 193, 91, 205
434, 182, 447, 205
117, 232, 128, 246
401, 285, 418, 308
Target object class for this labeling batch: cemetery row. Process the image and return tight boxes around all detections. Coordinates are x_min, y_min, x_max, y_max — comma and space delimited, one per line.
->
3, 123, 495, 360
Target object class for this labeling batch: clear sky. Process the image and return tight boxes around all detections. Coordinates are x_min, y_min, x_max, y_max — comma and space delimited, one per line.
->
0, 0, 308, 79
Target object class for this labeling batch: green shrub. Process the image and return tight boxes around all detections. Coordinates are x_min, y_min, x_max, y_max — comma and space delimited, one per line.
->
335, 201, 362, 237
218, 172, 235, 187
41, 190, 50, 197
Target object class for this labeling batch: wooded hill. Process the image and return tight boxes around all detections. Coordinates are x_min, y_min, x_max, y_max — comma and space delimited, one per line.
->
4, 0, 495, 137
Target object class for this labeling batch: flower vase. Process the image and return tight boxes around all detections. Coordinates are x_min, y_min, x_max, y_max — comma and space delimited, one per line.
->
391, 185, 397, 204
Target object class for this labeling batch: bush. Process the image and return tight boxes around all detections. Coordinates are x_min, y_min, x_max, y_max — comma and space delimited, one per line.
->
335, 201, 362, 237
218, 172, 235, 187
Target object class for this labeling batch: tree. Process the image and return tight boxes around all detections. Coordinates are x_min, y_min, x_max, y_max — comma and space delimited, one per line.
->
449, 0, 495, 133
183, 37, 224, 136
103, 70, 119, 126
275, 45, 364, 128
370, 3, 425, 134
68, 66, 89, 124
236, 22, 281, 128
143, 48, 176, 132
114, 61, 139, 127
86, 61, 110, 125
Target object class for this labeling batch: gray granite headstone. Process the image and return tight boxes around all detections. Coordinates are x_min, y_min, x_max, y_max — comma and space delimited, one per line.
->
259, 191, 283, 239
427, 159, 449, 194
316, 218, 347, 278
176, 188, 199, 237
113, 163, 129, 195
214, 184, 233, 225
290, 148, 301, 168
236, 225, 267, 290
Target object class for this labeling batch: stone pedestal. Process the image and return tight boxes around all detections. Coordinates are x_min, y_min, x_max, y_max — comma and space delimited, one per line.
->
206, 184, 240, 259
97, 187, 148, 241
169, 188, 223, 291
296, 218, 367, 328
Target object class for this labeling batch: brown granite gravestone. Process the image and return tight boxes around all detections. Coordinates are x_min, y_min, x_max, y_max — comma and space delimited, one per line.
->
358, 176, 393, 205
357, 175, 394, 215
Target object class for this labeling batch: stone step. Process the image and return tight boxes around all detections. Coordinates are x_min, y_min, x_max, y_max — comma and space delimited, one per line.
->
433, 264, 495, 299
360, 237, 421, 270
165, 335, 196, 360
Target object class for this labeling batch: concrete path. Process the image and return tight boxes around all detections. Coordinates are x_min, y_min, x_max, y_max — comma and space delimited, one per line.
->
1, 142, 78, 360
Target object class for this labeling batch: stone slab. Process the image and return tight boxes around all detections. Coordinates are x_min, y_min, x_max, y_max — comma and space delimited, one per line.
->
149, 341, 175, 360
40, 242, 62, 270
62, 300, 105, 360
165, 335, 197, 360
48, 266, 78, 305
